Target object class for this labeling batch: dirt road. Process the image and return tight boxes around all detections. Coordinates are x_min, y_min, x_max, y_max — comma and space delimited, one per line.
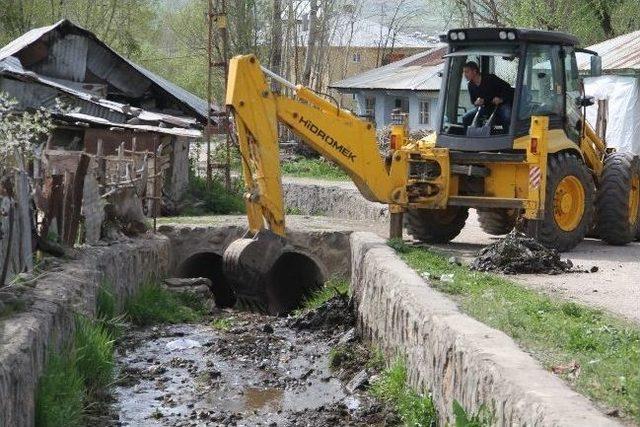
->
279, 177, 639, 325
430, 211, 640, 324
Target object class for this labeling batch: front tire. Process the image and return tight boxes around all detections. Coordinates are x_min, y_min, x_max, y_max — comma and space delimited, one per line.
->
477, 208, 518, 236
596, 152, 640, 245
405, 207, 468, 243
526, 152, 595, 252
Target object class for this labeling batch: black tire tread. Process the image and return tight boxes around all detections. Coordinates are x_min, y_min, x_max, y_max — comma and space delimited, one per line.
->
405, 207, 469, 243
477, 208, 517, 236
596, 152, 640, 245
526, 152, 595, 252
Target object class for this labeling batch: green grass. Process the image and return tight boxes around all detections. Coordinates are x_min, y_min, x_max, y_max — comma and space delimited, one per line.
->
124, 281, 206, 326
74, 315, 115, 396
281, 158, 349, 180
392, 241, 640, 421
211, 317, 233, 331
96, 281, 116, 320
36, 314, 117, 426
452, 400, 494, 427
370, 359, 437, 427
296, 277, 349, 313
95, 281, 126, 338
35, 352, 85, 427
181, 173, 245, 216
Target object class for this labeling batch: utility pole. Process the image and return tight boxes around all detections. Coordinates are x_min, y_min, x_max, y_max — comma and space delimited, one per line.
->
205, 0, 232, 190
206, 0, 214, 184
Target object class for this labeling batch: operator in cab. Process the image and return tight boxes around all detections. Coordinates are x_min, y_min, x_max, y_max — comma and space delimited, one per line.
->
462, 61, 514, 129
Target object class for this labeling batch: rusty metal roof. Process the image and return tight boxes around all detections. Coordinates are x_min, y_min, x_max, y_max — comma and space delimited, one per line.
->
577, 30, 640, 74
0, 20, 208, 120
329, 46, 446, 91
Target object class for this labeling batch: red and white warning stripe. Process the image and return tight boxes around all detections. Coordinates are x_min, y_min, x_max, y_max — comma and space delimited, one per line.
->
529, 166, 542, 188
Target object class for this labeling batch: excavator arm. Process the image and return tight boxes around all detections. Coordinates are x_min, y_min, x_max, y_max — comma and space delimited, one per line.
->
226, 54, 408, 238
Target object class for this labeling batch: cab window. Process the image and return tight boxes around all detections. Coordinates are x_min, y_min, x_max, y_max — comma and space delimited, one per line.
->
518, 44, 563, 121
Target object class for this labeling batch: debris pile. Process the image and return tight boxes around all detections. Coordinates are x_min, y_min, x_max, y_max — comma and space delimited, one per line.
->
290, 293, 355, 331
471, 230, 578, 274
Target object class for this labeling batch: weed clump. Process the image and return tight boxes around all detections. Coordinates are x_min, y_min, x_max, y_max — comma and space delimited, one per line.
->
36, 313, 117, 426
74, 315, 115, 396
370, 359, 437, 427
35, 353, 85, 427
124, 281, 206, 326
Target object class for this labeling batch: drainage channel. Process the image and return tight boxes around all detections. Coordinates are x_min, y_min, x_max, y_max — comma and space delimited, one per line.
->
106, 300, 395, 426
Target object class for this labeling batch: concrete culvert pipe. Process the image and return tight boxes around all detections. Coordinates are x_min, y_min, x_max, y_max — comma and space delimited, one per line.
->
178, 252, 236, 308
266, 250, 325, 315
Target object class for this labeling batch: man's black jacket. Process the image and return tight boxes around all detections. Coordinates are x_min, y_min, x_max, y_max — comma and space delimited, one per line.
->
468, 74, 514, 106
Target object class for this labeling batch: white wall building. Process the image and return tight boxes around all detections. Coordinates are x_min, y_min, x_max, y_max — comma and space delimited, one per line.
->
330, 46, 446, 131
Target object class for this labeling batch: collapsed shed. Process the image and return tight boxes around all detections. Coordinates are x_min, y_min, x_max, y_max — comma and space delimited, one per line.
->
0, 19, 212, 204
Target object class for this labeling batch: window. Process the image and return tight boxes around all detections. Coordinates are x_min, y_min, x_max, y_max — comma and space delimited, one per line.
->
439, 44, 519, 135
364, 97, 376, 117
563, 47, 581, 141
419, 100, 430, 125
518, 44, 563, 121
394, 98, 409, 114
352, 52, 361, 63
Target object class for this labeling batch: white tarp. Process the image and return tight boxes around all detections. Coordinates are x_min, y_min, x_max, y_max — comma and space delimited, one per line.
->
584, 75, 640, 154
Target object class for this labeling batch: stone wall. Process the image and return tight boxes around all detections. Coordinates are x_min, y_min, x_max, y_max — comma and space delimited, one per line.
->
350, 231, 619, 426
0, 235, 170, 427
159, 224, 352, 280
282, 179, 389, 224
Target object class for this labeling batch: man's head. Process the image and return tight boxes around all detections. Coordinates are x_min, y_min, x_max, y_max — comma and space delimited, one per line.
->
463, 61, 481, 82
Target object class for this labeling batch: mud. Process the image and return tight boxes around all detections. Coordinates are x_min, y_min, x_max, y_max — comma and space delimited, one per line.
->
289, 293, 354, 332
470, 230, 588, 274
105, 298, 394, 426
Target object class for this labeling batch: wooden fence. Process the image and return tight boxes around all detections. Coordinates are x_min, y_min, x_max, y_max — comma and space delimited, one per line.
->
0, 138, 170, 285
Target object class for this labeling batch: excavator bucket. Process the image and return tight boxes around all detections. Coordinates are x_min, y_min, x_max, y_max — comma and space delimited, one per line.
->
222, 230, 325, 315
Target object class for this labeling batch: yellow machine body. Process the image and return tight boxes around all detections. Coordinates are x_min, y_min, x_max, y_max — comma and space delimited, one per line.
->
225, 54, 608, 237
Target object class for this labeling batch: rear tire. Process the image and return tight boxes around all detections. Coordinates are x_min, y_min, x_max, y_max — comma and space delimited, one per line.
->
596, 152, 640, 245
404, 207, 468, 243
525, 152, 595, 252
477, 208, 518, 236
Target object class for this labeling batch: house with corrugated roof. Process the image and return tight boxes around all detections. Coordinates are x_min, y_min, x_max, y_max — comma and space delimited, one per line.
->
0, 20, 212, 203
296, 13, 438, 98
330, 45, 446, 130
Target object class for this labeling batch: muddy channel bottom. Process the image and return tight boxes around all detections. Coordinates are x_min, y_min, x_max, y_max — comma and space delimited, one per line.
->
109, 311, 392, 426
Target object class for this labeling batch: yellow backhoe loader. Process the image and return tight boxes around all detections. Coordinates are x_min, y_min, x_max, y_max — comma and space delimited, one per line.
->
222, 28, 640, 314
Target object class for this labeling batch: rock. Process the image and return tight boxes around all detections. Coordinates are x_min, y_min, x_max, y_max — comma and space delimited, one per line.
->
420, 271, 432, 281
338, 328, 356, 345
345, 369, 369, 394
590, 266, 599, 273
166, 338, 202, 351
164, 277, 212, 288
448, 256, 462, 266
440, 274, 455, 283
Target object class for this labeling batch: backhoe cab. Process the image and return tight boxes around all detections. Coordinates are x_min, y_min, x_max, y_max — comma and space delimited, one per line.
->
222, 28, 640, 314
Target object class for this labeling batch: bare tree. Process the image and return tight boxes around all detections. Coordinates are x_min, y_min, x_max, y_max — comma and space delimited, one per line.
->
302, 0, 318, 86
270, 0, 283, 78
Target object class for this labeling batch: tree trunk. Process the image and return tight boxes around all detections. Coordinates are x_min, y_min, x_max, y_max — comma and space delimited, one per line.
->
270, 0, 283, 86
302, 0, 318, 86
